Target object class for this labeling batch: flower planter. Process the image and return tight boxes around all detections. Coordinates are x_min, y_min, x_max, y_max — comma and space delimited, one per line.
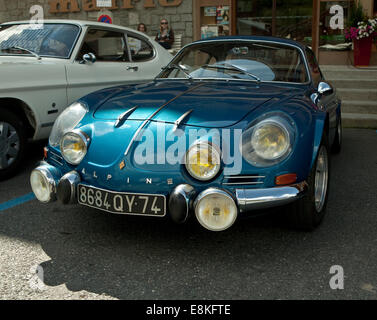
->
353, 37, 373, 67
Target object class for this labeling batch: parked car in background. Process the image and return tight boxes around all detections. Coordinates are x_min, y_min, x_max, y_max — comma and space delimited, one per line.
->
0, 20, 172, 180
30, 36, 342, 232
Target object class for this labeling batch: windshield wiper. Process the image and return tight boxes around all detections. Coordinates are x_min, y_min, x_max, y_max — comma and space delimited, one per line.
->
1, 46, 41, 60
162, 64, 193, 80
202, 63, 261, 83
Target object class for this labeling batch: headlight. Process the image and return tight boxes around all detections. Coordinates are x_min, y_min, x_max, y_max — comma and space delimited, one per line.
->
241, 116, 295, 167
30, 166, 57, 203
60, 130, 89, 165
251, 120, 289, 160
195, 188, 238, 232
185, 142, 221, 181
49, 102, 88, 147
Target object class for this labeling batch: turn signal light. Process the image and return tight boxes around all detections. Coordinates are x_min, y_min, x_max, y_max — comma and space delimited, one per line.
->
275, 173, 297, 186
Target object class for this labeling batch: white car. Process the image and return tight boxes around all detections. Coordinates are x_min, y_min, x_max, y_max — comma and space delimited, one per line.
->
0, 20, 172, 180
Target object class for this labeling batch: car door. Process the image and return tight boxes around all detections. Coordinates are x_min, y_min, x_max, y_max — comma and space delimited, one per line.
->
65, 27, 149, 104
306, 48, 338, 142
125, 32, 166, 81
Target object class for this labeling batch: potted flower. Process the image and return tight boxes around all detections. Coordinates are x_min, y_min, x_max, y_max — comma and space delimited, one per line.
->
345, 3, 377, 66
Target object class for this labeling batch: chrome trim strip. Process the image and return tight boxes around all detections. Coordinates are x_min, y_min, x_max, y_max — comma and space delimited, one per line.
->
224, 182, 264, 186
224, 175, 266, 179
124, 83, 203, 156
114, 106, 138, 128
49, 149, 64, 166
235, 182, 308, 212
173, 109, 193, 132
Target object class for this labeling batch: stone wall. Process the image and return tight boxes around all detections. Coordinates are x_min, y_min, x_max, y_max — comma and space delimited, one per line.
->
0, 0, 193, 45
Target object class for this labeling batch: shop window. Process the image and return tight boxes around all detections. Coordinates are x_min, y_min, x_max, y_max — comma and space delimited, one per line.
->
200, 5, 230, 39
237, 0, 272, 36
236, 0, 312, 44
319, 1, 352, 51
275, 0, 313, 43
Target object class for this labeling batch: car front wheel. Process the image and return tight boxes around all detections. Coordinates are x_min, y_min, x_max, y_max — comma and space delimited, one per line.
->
285, 135, 330, 230
0, 110, 26, 181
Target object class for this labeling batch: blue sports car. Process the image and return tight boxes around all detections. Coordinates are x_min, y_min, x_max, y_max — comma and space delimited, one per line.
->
30, 36, 342, 232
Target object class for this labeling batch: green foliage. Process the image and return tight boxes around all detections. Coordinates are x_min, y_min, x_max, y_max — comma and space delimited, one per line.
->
347, 1, 367, 28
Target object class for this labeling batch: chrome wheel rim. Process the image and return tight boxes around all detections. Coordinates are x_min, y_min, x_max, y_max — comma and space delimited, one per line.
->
314, 146, 328, 213
0, 121, 20, 170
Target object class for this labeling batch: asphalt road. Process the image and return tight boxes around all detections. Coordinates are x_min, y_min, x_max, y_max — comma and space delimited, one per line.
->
0, 129, 377, 300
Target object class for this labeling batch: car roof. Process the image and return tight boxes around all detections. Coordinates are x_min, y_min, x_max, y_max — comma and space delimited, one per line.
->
193, 35, 307, 50
1, 19, 145, 35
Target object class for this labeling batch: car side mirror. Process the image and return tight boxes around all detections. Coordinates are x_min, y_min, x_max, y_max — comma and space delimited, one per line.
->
318, 82, 333, 96
80, 53, 96, 64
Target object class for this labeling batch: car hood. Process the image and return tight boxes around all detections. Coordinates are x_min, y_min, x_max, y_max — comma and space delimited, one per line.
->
93, 80, 301, 128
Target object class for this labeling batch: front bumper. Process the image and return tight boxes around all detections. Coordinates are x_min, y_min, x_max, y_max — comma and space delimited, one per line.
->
236, 184, 307, 213
30, 162, 307, 230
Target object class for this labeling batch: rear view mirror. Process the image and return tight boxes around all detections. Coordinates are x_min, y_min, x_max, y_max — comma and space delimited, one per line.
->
318, 82, 333, 96
81, 53, 96, 64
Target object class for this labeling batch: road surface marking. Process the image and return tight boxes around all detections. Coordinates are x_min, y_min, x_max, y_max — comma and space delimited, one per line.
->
0, 193, 36, 212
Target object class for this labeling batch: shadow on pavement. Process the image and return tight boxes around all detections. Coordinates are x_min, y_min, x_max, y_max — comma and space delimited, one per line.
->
0, 129, 377, 299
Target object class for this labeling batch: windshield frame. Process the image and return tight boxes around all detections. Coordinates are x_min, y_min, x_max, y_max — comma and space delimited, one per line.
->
0, 22, 82, 60
156, 39, 312, 86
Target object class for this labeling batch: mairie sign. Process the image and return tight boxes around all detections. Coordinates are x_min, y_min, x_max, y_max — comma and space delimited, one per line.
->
48, 0, 183, 13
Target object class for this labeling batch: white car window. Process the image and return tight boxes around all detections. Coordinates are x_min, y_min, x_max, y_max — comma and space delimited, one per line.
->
127, 34, 154, 62
77, 28, 129, 62
0, 24, 79, 58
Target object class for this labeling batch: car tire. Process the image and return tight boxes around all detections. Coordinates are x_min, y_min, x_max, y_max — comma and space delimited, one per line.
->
332, 114, 342, 154
285, 134, 330, 230
0, 109, 27, 181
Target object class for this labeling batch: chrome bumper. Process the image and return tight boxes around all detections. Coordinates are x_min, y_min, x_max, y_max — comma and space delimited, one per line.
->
235, 182, 308, 213
31, 163, 307, 213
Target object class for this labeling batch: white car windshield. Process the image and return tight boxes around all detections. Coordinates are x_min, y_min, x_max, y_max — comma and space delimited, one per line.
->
0, 23, 80, 59
158, 41, 309, 83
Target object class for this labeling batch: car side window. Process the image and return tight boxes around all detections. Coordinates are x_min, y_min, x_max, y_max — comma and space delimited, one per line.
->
127, 34, 154, 62
306, 48, 322, 85
78, 28, 129, 62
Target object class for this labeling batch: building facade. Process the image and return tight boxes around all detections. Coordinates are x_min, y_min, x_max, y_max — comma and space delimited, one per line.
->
0, 0, 376, 65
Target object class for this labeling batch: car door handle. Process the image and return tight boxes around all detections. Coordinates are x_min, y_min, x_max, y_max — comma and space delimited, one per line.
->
126, 66, 139, 72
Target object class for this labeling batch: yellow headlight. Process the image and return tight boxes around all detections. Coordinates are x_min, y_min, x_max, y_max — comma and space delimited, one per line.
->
186, 143, 221, 181
60, 131, 89, 165
251, 121, 289, 160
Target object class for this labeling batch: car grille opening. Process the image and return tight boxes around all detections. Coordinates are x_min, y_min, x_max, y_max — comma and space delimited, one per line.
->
223, 175, 265, 186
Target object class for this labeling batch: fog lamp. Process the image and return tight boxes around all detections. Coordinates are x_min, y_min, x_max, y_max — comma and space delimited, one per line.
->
30, 167, 56, 203
194, 188, 238, 232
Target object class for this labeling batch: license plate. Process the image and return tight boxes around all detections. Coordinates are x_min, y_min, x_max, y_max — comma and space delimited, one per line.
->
77, 184, 166, 217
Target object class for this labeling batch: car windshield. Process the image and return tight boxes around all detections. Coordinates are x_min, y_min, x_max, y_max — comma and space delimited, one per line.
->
158, 41, 309, 83
0, 23, 80, 59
